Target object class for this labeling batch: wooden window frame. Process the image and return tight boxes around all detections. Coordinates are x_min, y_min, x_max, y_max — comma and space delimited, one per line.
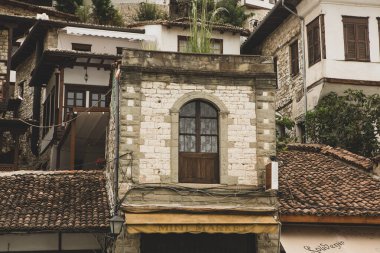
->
177, 36, 189, 52
177, 36, 223, 54
90, 91, 109, 108
289, 40, 299, 77
210, 38, 223, 54
42, 87, 56, 137
377, 18, 380, 52
72, 43, 92, 52
307, 16, 322, 67
65, 86, 86, 116
342, 16, 370, 62
116, 47, 123, 55
179, 100, 220, 184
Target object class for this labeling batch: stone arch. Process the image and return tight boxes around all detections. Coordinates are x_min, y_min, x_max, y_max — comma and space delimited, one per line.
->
169, 92, 235, 185
170, 91, 229, 115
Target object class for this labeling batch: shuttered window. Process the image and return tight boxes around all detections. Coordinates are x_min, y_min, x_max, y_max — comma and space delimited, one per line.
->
342, 16, 370, 61
307, 17, 321, 67
290, 40, 299, 76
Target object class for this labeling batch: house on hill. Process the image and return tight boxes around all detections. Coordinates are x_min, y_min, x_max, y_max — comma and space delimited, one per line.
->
278, 144, 380, 253
241, 0, 380, 141
106, 48, 280, 253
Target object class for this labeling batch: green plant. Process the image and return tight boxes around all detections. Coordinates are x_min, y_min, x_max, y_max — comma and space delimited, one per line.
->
92, 0, 123, 26
306, 90, 380, 157
75, 4, 92, 23
187, 0, 227, 53
276, 115, 295, 151
215, 0, 250, 27
55, 0, 83, 14
134, 2, 167, 21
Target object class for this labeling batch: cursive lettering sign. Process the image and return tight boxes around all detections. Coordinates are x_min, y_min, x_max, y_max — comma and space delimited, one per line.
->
304, 241, 344, 253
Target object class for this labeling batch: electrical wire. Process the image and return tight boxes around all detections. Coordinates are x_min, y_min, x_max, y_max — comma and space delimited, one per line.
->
19, 88, 112, 128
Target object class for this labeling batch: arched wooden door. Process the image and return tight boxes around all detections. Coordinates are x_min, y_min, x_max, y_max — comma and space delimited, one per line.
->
178, 100, 219, 184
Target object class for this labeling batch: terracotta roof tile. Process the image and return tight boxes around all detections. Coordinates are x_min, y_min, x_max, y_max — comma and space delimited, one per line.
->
0, 170, 110, 232
126, 18, 250, 36
278, 144, 380, 217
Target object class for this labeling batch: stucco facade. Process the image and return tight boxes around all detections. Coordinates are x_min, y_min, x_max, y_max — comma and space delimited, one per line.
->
243, 0, 380, 140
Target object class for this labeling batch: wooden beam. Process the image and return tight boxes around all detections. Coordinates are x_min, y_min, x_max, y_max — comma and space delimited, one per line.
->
69, 119, 76, 170
58, 68, 64, 124
281, 215, 380, 225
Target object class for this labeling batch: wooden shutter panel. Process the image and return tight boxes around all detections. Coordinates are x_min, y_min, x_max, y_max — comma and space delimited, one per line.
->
356, 24, 369, 60
307, 28, 314, 66
314, 25, 321, 62
343, 16, 369, 61
344, 23, 356, 60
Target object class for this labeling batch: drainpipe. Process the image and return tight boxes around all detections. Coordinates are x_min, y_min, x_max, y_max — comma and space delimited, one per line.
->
281, 0, 308, 141
113, 63, 121, 215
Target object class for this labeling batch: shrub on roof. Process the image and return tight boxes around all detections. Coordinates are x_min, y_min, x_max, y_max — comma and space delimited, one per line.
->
306, 90, 380, 157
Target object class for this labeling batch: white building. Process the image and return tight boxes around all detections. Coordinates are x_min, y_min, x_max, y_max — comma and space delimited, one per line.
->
242, 0, 380, 140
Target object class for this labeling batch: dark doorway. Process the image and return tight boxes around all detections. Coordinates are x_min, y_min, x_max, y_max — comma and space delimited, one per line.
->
141, 233, 256, 253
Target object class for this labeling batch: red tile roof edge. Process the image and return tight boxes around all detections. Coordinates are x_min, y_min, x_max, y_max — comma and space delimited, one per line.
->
286, 144, 374, 172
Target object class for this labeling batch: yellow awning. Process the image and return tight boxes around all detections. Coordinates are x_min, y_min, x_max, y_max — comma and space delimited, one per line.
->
125, 213, 279, 234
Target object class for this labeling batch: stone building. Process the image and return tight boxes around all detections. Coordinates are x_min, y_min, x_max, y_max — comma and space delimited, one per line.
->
8, 18, 149, 170
0, 1, 77, 170
107, 48, 280, 253
241, 0, 380, 141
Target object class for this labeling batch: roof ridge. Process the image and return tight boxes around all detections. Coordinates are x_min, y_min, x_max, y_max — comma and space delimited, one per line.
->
286, 143, 374, 172
0, 170, 104, 177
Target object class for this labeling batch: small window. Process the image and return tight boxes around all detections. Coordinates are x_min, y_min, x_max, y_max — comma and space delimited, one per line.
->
91, 92, 107, 107
65, 89, 85, 115
290, 40, 299, 76
72, 43, 92, 52
343, 16, 370, 61
211, 39, 223, 54
178, 36, 189, 52
116, 47, 123, 55
307, 17, 321, 66
17, 81, 24, 98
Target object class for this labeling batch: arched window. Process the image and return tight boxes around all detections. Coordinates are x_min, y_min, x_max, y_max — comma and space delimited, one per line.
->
178, 100, 219, 183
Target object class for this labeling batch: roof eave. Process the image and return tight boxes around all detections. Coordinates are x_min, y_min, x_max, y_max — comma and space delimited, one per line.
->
281, 214, 380, 225
241, 0, 301, 54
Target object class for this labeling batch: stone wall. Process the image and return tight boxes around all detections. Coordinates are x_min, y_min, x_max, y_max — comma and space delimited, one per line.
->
108, 49, 279, 253
0, 29, 8, 101
115, 3, 169, 24
111, 49, 276, 188
15, 52, 39, 169
261, 15, 304, 122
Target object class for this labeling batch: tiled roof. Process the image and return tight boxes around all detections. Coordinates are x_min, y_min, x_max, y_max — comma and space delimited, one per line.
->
0, 0, 78, 21
0, 170, 110, 232
126, 18, 250, 36
278, 144, 380, 217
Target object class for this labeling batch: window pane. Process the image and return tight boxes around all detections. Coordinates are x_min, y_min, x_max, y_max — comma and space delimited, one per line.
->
77, 92, 83, 99
67, 98, 74, 106
201, 136, 217, 153
180, 102, 196, 117
76, 99, 84, 106
92, 93, 98, 100
180, 118, 196, 134
200, 102, 217, 117
100, 101, 106, 107
180, 135, 196, 152
201, 119, 217, 135
67, 92, 74, 99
